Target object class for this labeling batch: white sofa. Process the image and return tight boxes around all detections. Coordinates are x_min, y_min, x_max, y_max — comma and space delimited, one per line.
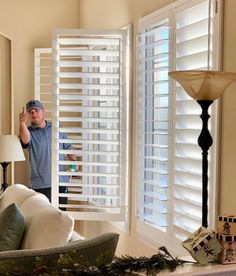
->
0, 184, 119, 274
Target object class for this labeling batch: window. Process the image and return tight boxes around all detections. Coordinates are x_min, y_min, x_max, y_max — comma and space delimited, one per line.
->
50, 29, 130, 221
136, 0, 222, 254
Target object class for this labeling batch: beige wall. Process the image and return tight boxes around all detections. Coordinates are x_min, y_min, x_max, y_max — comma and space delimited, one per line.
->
220, 0, 236, 214
0, 34, 11, 135
0, 0, 80, 184
79, 0, 131, 29
0, 34, 12, 184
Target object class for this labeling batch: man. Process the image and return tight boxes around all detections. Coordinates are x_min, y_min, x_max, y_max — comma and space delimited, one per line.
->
19, 99, 76, 208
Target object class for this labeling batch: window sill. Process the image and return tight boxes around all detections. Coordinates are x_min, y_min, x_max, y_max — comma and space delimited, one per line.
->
159, 260, 236, 275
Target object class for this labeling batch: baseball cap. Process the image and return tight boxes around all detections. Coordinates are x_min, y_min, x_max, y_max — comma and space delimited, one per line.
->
26, 100, 43, 112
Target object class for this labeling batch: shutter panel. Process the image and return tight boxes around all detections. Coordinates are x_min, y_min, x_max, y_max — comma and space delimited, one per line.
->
137, 16, 170, 232
137, 0, 221, 252
172, 0, 218, 241
51, 29, 129, 221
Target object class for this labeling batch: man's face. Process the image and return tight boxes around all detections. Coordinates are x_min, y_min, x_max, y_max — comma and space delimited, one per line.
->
27, 108, 45, 126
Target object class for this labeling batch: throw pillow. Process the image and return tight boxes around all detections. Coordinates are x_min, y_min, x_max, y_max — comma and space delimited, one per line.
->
19, 194, 74, 249
0, 203, 25, 251
0, 184, 37, 213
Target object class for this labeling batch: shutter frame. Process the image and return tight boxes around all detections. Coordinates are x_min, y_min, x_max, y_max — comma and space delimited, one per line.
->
136, 0, 222, 254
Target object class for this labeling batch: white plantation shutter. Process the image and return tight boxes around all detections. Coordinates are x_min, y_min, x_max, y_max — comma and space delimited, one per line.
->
51, 29, 129, 220
173, 0, 214, 239
137, 17, 170, 232
136, 0, 221, 253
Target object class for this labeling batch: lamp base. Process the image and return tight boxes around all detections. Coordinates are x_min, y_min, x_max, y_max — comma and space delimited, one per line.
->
1, 182, 8, 191
0, 162, 10, 191
197, 100, 213, 228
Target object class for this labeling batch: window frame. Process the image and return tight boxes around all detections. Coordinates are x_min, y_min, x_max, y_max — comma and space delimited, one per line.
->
135, 0, 223, 254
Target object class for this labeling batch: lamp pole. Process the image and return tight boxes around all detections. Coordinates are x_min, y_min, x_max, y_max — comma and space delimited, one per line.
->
168, 70, 236, 229
197, 100, 213, 228
0, 162, 10, 191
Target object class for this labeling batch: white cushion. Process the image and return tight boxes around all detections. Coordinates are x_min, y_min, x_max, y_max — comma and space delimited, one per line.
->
69, 231, 85, 242
0, 184, 37, 212
20, 193, 74, 249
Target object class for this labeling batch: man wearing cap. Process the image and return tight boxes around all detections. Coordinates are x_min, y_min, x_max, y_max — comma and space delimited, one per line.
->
19, 99, 76, 209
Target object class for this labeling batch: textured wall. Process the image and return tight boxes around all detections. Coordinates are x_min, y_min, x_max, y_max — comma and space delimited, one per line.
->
220, 0, 236, 214
0, 0, 80, 184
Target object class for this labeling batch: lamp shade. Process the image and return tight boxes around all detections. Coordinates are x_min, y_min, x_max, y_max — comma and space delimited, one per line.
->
0, 135, 25, 162
168, 70, 236, 100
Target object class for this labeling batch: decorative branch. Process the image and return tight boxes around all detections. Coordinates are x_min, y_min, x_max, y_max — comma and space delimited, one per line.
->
0, 246, 191, 275
101, 246, 188, 275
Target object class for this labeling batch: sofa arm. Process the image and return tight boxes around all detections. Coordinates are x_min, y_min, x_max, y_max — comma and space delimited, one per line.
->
0, 232, 119, 274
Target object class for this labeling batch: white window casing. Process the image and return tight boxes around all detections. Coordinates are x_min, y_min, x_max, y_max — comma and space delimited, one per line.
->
136, 0, 222, 254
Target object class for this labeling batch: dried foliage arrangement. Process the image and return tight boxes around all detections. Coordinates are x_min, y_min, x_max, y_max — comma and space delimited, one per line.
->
7, 246, 188, 275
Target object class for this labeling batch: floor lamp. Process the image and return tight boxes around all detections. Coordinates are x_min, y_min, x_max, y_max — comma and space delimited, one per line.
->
0, 135, 25, 191
169, 70, 236, 228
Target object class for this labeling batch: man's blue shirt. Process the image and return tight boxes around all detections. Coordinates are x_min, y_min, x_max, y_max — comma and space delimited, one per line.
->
22, 121, 71, 189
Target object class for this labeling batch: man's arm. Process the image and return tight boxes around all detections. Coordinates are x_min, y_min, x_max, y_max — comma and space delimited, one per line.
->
67, 152, 77, 162
67, 152, 78, 171
19, 106, 30, 145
